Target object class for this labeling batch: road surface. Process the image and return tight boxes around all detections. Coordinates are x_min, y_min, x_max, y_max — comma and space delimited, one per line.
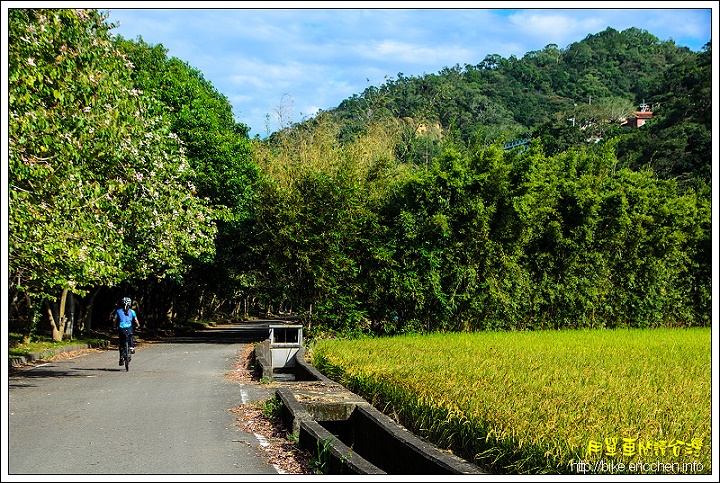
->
7, 323, 281, 476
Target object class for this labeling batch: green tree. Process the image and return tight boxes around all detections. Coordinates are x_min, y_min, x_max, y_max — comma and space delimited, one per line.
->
250, 118, 407, 333
9, 9, 216, 340
111, 35, 260, 324
371, 139, 709, 334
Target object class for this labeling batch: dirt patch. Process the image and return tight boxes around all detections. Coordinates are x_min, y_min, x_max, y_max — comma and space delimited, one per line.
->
229, 404, 315, 474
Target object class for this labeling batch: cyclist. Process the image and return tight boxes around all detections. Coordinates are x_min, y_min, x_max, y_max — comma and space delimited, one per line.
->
112, 297, 140, 366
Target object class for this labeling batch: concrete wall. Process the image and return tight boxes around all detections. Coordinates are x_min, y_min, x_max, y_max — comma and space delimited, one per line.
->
257, 340, 485, 475
276, 387, 484, 475
299, 420, 386, 475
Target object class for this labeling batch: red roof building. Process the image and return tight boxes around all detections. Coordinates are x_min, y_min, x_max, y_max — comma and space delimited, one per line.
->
623, 102, 653, 128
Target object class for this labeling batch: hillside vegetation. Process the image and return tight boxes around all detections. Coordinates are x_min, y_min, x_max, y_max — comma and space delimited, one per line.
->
8, 10, 711, 340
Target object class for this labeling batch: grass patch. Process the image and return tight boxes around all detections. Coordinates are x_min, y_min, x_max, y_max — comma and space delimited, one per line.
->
8, 332, 109, 358
260, 395, 284, 419
309, 327, 711, 475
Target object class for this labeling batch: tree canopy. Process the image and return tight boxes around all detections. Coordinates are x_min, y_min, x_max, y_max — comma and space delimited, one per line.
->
8, 9, 217, 339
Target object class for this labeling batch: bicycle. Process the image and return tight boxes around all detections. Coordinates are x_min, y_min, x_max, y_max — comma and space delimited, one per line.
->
121, 338, 131, 371
118, 327, 136, 371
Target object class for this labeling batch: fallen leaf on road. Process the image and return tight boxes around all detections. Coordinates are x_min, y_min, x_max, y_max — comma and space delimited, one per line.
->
226, 346, 315, 474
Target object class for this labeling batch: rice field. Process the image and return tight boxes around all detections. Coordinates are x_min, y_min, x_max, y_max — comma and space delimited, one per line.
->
309, 327, 712, 474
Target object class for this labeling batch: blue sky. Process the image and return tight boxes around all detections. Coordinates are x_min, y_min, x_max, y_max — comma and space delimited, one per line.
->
101, 3, 714, 138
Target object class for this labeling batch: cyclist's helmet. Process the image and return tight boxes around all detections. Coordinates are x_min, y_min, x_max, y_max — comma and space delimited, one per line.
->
122, 297, 132, 309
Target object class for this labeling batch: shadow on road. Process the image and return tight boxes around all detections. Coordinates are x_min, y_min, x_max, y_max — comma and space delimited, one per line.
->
152, 320, 281, 345
8, 320, 289, 381
9, 365, 92, 381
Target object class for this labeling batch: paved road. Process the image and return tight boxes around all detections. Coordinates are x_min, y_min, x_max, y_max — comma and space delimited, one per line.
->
7, 323, 280, 476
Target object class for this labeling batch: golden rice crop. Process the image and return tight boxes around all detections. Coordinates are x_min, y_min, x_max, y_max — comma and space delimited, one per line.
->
309, 328, 711, 474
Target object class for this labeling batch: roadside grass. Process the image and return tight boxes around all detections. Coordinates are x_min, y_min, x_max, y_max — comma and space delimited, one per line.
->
8, 332, 110, 358
8, 319, 217, 359
309, 327, 711, 475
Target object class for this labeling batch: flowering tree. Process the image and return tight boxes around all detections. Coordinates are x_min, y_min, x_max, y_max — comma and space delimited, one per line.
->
8, 9, 216, 340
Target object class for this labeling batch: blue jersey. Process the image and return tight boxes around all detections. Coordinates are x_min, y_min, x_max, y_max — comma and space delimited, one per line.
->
116, 309, 136, 329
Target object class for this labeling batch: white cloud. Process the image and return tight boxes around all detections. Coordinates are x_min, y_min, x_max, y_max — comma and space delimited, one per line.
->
227, 74, 268, 90
508, 11, 604, 42
358, 40, 473, 66
504, 8, 713, 53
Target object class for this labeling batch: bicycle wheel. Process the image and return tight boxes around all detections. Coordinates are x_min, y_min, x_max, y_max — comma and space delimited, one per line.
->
124, 340, 130, 371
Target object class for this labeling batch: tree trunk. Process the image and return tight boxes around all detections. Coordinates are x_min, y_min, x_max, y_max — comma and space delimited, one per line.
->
24, 295, 42, 344
197, 290, 205, 320
64, 292, 75, 340
45, 299, 58, 341
166, 301, 174, 327
8, 287, 19, 327
46, 290, 68, 342
212, 295, 223, 315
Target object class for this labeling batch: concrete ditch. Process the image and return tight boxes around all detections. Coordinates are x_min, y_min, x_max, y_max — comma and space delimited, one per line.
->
254, 340, 486, 475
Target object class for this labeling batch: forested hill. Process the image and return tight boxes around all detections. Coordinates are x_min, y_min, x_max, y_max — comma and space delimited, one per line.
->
309, 27, 711, 188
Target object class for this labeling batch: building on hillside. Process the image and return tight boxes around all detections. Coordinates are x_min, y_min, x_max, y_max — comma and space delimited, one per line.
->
622, 101, 654, 128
